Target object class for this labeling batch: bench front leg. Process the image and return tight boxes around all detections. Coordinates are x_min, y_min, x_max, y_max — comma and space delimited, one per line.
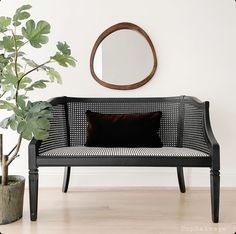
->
210, 169, 220, 223
29, 168, 39, 221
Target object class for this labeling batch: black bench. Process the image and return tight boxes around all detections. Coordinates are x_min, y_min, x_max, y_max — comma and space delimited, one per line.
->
28, 95, 220, 222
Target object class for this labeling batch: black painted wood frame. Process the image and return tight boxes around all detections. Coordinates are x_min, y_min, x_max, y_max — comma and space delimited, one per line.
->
28, 96, 220, 223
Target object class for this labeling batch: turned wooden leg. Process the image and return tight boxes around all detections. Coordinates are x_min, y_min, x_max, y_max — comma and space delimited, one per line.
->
29, 169, 38, 221
210, 169, 220, 223
62, 167, 71, 193
177, 167, 186, 193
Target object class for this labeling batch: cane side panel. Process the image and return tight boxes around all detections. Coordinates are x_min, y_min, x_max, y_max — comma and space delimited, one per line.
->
38, 104, 68, 154
182, 102, 210, 154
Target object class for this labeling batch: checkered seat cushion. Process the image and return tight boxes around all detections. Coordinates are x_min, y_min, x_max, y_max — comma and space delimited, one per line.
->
39, 146, 209, 158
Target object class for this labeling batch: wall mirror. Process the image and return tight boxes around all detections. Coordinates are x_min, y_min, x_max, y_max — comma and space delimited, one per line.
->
90, 22, 157, 90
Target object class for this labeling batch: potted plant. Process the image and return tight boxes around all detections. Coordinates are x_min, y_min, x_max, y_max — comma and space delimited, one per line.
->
0, 4, 76, 224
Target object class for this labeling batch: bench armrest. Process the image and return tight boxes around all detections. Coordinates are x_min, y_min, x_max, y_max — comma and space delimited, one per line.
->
203, 102, 220, 170
28, 97, 69, 167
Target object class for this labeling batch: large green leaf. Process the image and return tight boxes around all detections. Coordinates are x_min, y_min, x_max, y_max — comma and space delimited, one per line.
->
8, 51, 25, 58
1, 66, 18, 87
17, 121, 31, 139
17, 101, 52, 140
0, 40, 3, 50
46, 67, 62, 84
8, 114, 18, 130
17, 94, 28, 109
34, 129, 49, 140
1, 35, 24, 52
0, 117, 10, 129
19, 77, 32, 89
51, 52, 76, 67
0, 100, 16, 110
27, 101, 52, 114
13, 5, 32, 27
22, 57, 38, 68
0, 80, 14, 94
25, 79, 49, 91
36, 117, 50, 129
57, 41, 71, 55
22, 20, 50, 48
0, 54, 11, 71
0, 100, 52, 142
9, 120, 17, 130
2, 36, 15, 52
0, 63, 21, 94
4, 73, 18, 86
0, 16, 11, 33
0, 115, 17, 130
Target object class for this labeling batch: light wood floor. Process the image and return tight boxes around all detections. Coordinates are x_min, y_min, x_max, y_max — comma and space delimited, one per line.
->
1, 187, 236, 234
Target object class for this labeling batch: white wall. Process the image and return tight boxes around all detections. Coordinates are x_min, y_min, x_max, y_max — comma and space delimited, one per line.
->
0, 0, 236, 187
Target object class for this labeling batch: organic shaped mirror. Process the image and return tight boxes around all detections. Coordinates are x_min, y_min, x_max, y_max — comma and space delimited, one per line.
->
90, 22, 157, 90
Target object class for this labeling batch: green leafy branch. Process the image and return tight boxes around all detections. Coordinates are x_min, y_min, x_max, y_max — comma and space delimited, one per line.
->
0, 4, 77, 177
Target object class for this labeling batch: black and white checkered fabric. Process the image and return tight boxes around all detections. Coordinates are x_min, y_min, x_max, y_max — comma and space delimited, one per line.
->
39, 146, 209, 157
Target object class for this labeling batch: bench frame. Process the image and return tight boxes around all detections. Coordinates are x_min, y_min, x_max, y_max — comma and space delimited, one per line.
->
28, 96, 220, 222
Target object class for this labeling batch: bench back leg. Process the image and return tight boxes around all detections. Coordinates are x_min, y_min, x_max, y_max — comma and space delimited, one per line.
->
29, 169, 39, 221
177, 167, 186, 193
210, 169, 220, 223
62, 167, 71, 193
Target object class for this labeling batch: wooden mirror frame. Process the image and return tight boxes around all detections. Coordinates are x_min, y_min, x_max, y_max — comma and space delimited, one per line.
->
90, 22, 158, 90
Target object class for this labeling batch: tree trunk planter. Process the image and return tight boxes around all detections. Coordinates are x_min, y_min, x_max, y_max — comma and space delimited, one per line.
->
0, 175, 25, 224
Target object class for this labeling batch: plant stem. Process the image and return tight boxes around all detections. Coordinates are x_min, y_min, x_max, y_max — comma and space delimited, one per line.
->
0, 133, 8, 186
12, 31, 19, 79
6, 144, 17, 157
1, 155, 8, 186
21, 60, 51, 80
0, 134, 22, 186
11, 30, 20, 105
0, 134, 2, 164
18, 41, 28, 50
7, 134, 22, 166
0, 91, 7, 99
0, 111, 22, 186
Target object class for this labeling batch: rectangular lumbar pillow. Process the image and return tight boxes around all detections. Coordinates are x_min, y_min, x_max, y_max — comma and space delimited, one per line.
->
85, 110, 163, 147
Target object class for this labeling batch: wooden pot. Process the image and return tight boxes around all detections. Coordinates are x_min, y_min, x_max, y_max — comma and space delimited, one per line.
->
0, 175, 25, 224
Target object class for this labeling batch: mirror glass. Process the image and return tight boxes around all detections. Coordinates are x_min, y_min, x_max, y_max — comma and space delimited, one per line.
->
94, 30, 153, 85
90, 23, 157, 90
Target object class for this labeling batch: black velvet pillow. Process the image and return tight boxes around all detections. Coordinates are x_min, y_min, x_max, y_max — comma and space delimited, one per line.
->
85, 110, 163, 147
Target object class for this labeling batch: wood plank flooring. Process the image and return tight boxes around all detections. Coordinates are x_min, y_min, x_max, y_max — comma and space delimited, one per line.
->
1, 187, 236, 234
